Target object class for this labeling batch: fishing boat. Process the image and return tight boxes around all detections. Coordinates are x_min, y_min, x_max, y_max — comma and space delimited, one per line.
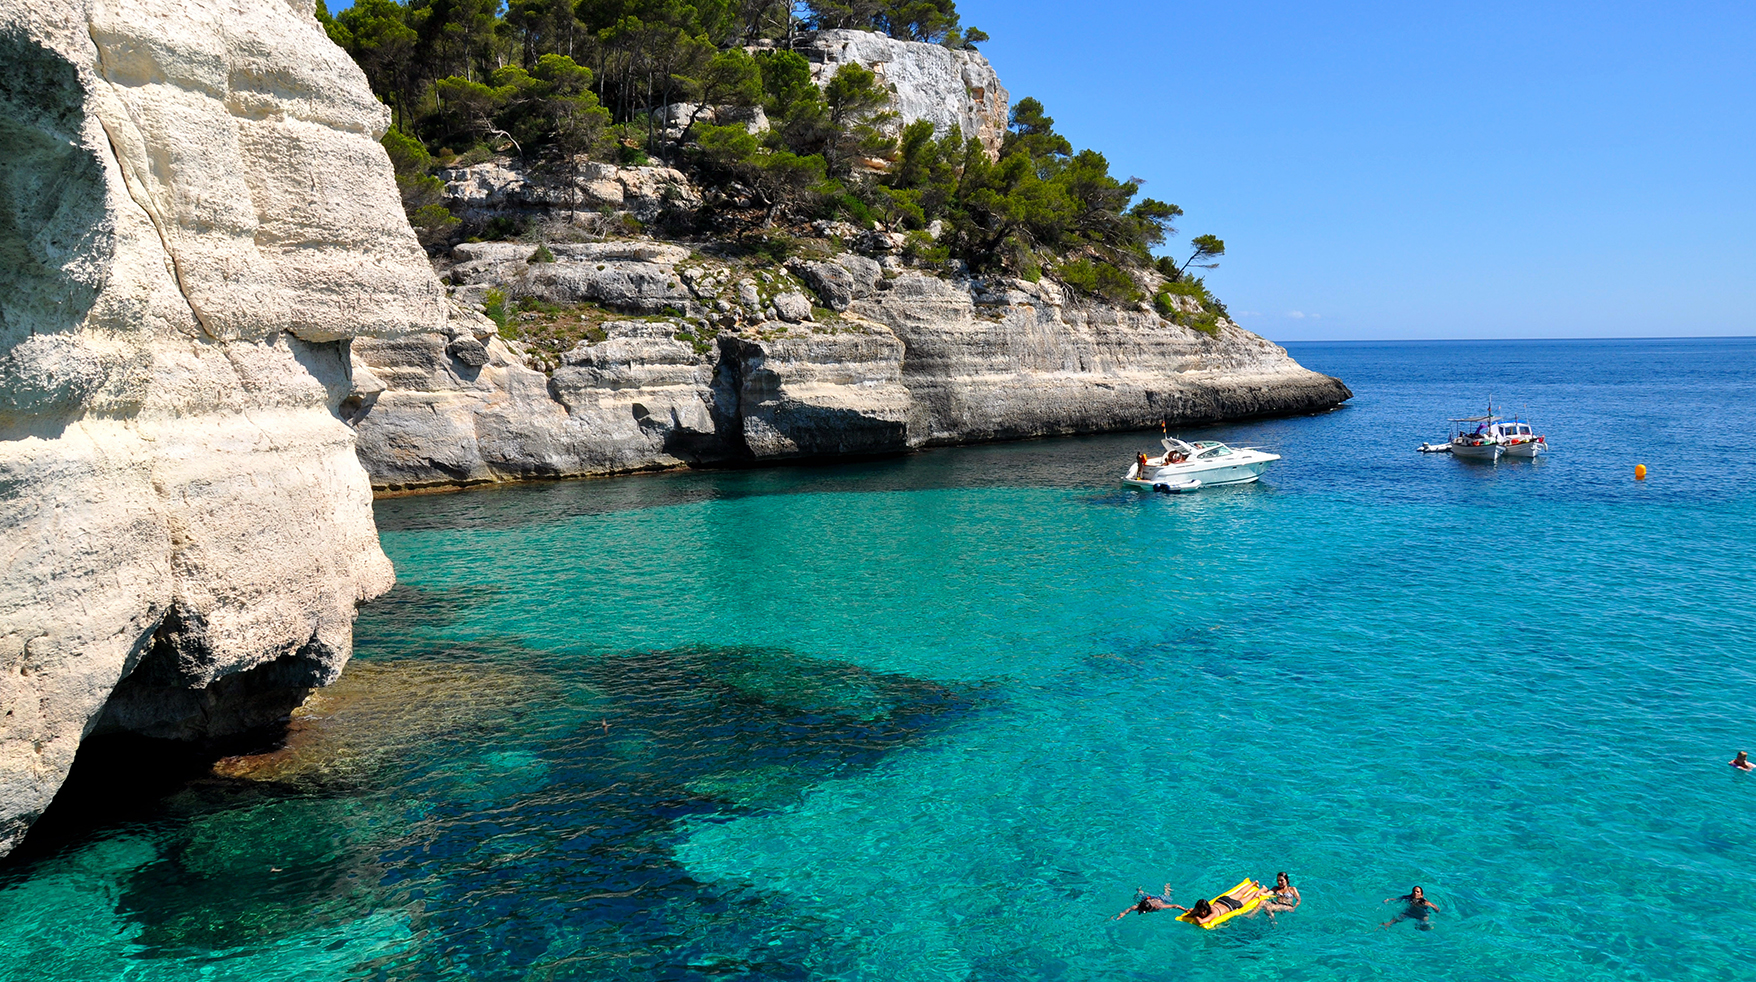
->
1122, 437, 1279, 491
1448, 414, 1504, 460
1496, 417, 1548, 458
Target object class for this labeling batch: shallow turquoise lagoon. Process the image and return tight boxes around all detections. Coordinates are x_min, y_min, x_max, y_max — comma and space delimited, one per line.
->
3, 338, 1755, 980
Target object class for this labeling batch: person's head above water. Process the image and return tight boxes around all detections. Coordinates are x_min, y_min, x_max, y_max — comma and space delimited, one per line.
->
1191, 898, 1213, 918
1736, 751, 1750, 764
1276, 872, 1290, 889
1409, 886, 1425, 901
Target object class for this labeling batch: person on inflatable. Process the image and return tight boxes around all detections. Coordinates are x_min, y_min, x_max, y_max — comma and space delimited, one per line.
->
1732, 750, 1753, 772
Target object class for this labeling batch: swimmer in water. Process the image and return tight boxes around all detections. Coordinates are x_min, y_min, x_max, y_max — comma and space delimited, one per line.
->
1112, 884, 1175, 920
1732, 751, 1754, 772
1380, 885, 1440, 929
1260, 871, 1301, 918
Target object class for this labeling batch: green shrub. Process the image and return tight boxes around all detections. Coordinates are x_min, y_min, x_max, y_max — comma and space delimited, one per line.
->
483, 289, 510, 331
529, 243, 556, 263
484, 215, 530, 240
453, 145, 495, 168
1157, 275, 1230, 319
381, 128, 431, 175
1056, 258, 1140, 304
902, 230, 950, 267
834, 193, 877, 228
749, 232, 796, 264
409, 203, 460, 245
1155, 286, 1223, 337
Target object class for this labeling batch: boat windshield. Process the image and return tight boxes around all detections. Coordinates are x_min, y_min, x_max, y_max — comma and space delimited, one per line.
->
1197, 446, 1232, 458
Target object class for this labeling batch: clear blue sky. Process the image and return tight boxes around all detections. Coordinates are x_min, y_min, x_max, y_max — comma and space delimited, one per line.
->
326, 0, 1754, 340
962, 0, 1755, 340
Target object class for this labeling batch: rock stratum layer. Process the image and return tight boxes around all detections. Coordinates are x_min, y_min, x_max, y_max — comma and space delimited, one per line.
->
353, 246, 1351, 491
0, 0, 451, 858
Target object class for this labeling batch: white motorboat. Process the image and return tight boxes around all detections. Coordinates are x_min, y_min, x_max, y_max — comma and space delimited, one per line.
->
1122, 437, 1279, 491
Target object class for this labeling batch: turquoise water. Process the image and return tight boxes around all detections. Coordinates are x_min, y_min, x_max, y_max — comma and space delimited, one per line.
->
3, 338, 1755, 980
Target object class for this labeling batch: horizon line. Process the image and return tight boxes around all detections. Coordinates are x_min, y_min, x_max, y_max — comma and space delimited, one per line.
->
1278, 334, 1756, 344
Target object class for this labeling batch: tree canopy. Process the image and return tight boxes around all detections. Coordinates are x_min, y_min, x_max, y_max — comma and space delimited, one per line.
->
325, 0, 1221, 316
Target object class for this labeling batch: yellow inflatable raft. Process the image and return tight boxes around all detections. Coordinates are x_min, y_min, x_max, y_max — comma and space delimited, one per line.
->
1175, 878, 1268, 930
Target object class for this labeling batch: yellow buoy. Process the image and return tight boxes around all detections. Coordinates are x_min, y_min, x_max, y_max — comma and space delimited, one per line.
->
1635, 464, 1648, 480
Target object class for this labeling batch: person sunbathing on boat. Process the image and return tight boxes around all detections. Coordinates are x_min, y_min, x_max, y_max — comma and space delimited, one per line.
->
1732, 751, 1754, 772
1380, 885, 1440, 929
1261, 872, 1301, 917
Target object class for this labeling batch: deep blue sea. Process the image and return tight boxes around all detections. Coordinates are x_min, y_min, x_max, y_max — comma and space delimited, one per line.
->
3, 337, 1755, 981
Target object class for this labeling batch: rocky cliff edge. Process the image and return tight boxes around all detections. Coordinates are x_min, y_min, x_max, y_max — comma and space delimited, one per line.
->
0, 0, 451, 858
353, 224, 1351, 491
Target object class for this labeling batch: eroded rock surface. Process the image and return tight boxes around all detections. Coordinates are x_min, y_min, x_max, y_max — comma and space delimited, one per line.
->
352, 242, 1350, 490
0, 0, 448, 858
801, 30, 1010, 158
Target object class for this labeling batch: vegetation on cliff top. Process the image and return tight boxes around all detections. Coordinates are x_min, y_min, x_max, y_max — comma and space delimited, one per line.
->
318, 0, 1228, 322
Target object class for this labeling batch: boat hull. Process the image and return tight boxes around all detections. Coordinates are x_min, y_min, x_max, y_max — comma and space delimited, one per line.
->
1122, 460, 1272, 489
1450, 442, 1502, 461
1502, 441, 1546, 458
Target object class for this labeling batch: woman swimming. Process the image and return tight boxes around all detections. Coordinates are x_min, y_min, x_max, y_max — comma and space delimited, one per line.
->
1380, 885, 1440, 929
1261, 871, 1301, 917
1112, 884, 1176, 920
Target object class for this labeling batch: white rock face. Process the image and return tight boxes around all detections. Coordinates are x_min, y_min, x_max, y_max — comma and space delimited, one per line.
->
440, 159, 700, 222
802, 30, 1011, 158
350, 238, 1350, 491
0, 0, 449, 857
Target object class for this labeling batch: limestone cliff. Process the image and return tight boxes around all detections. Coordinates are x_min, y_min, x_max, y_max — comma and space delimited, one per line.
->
346, 31, 1344, 491
352, 235, 1349, 490
0, 0, 449, 858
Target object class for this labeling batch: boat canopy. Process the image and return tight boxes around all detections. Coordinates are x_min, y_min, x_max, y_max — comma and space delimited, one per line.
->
1162, 437, 1197, 454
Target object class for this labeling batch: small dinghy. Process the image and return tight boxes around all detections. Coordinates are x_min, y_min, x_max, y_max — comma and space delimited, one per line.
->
1417, 441, 1452, 453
